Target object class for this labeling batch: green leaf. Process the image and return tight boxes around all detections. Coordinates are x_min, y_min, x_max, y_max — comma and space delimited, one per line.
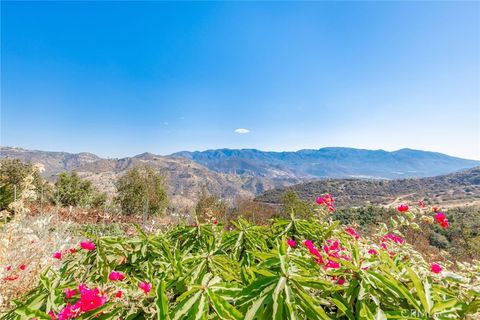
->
206, 288, 243, 320
156, 280, 170, 320
407, 267, 430, 314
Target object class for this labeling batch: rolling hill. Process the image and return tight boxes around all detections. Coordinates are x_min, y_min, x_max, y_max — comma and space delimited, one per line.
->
172, 147, 480, 179
0, 147, 299, 208
2, 146, 479, 209
255, 167, 480, 208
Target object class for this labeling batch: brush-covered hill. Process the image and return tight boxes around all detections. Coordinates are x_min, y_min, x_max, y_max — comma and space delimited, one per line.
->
173, 147, 480, 179
255, 167, 480, 208
0, 147, 299, 208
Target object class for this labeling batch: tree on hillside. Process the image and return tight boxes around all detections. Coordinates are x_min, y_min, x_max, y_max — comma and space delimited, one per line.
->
115, 166, 169, 215
281, 190, 315, 218
54, 172, 106, 208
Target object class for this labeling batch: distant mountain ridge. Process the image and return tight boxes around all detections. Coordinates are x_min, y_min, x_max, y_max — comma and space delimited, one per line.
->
2, 146, 479, 209
172, 147, 480, 179
0, 147, 300, 208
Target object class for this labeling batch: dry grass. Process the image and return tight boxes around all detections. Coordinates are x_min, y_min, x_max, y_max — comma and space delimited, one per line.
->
0, 212, 78, 312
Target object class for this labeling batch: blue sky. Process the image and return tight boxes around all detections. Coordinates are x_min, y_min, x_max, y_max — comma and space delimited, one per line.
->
1, 1, 479, 159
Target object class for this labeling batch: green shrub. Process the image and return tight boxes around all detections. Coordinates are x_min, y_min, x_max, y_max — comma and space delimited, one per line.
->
54, 172, 106, 208
3, 209, 479, 319
429, 232, 450, 249
115, 166, 169, 216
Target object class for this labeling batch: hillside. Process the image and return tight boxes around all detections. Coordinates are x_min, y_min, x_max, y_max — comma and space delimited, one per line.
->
173, 147, 480, 179
3, 146, 480, 209
256, 167, 480, 208
0, 147, 299, 208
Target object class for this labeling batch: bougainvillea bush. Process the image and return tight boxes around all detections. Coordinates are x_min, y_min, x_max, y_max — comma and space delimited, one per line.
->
2, 198, 480, 319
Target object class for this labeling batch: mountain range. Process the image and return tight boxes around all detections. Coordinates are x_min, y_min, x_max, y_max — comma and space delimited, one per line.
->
172, 147, 479, 179
1, 146, 479, 208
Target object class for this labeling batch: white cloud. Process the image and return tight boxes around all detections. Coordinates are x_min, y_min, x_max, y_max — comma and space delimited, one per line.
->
234, 128, 250, 134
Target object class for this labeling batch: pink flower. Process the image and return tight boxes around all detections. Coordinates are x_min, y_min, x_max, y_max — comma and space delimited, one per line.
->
316, 194, 335, 212
287, 239, 296, 248
325, 260, 340, 269
431, 263, 442, 274
76, 284, 107, 312
304, 240, 314, 248
336, 278, 346, 285
316, 256, 324, 265
115, 290, 123, 298
80, 241, 96, 251
48, 311, 57, 320
397, 204, 409, 213
5, 265, 11, 271
382, 234, 404, 245
53, 251, 62, 260
368, 249, 378, 255
418, 201, 425, 208
139, 281, 152, 294
19, 264, 26, 270
344, 226, 360, 240
434, 212, 449, 229
57, 303, 77, 320
65, 288, 77, 299
68, 248, 77, 254
309, 247, 321, 257
108, 271, 125, 281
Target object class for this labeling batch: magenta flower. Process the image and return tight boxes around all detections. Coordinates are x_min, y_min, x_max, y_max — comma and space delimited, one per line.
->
53, 251, 62, 260
309, 247, 321, 257
108, 271, 125, 281
76, 283, 107, 312
336, 278, 346, 285
382, 234, 404, 245
65, 288, 77, 299
434, 212, 449, 229
397, 204, 409, 212
304, 239, 314, 248
80, 241, 96, 251
115, 290, 123, 298
325, 260, 340, 269
287, 239, 296, 247
431, 263, 442, 274
344, 226, 360, 240
139, 281, 152, 294
316, 194, 335, 212
57, 303, 77, 320
368, 249, 378, 255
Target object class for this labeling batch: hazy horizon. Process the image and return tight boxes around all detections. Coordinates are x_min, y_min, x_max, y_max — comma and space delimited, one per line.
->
2, 144, 480, 162
2, 2, 479, 160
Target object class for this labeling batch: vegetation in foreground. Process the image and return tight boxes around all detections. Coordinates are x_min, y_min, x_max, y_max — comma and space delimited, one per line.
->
1, 199, 479, 319
1, 159, 479, 319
